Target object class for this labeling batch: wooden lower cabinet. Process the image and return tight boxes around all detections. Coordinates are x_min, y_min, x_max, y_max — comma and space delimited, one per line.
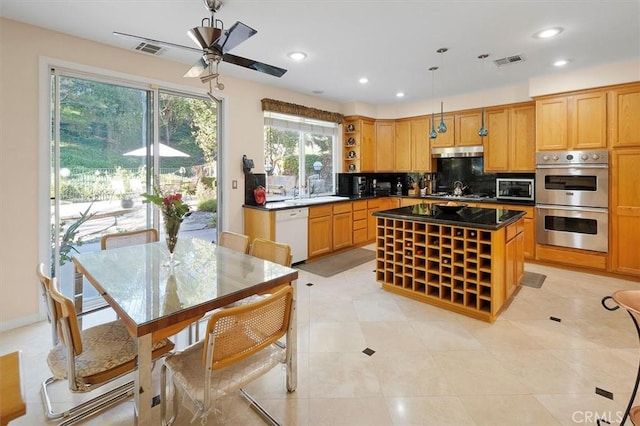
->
611, 148, 640, 276
352, 200, 368, 245
375, 216, 524, 322
308, 205, 333, 258
475, 203, 535, 260
332, 202, 353, 251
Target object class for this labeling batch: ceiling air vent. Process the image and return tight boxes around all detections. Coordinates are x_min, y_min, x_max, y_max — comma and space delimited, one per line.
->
493, 54, 526, 67
134, 42, 164, 55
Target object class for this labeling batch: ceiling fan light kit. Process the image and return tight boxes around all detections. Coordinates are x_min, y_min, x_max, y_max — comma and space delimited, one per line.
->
113, 0, 287, 92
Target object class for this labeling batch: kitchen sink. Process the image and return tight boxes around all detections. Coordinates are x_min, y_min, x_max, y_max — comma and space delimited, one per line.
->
283, 195, 351, 206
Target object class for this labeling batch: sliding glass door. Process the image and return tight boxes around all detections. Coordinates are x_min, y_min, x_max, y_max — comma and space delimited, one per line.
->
49, 69, 219, 303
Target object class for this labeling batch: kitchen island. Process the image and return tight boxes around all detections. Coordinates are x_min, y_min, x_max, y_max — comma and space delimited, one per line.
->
374, 203, 526, 322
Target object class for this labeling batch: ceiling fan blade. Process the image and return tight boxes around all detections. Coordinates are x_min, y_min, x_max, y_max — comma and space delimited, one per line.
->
222, 53, 288, 77
213, 21, 257, 54
184, 57, 209, 78
113, 31, 202, 54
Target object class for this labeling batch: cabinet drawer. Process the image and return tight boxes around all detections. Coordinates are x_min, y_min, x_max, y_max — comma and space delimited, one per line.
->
505, 220, 523, 241
309, 205, 332, 218
353, 228, 368, 244
367, 199, 383, 209
333, 202, 352, 214
353, 218, 367, 230
352, 200, 367, 211
353, 209, 368, 221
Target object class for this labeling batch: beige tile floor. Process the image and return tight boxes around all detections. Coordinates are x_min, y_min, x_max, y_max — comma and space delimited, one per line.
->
2, 255, 639, 425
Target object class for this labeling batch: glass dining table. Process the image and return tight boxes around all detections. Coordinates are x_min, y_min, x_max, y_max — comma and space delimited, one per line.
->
72, 237, 298, 425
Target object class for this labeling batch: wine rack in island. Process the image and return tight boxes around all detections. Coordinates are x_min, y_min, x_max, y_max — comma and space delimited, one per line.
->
375, 217, 518, 322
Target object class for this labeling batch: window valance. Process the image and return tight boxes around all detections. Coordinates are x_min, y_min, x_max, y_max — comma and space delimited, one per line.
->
261, 98, 343, 124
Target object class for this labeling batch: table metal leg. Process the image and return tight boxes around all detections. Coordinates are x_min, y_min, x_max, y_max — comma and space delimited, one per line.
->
286, 289, 297, 393
134, 334, 153, 425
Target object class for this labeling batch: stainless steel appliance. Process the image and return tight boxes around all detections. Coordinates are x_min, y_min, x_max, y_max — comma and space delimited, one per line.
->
496, 176, 535, 202
535, 149, 608, 252
353, 176, 367, 197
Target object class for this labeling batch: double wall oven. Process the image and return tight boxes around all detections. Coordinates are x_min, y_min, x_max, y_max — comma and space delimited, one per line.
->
535, 150, 608, 253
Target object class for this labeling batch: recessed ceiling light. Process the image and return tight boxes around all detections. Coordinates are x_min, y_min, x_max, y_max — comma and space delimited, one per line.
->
312, 90, 324, 94
533, 27, 564, 39
553, 59, 570, 67
396, 92, 405, 98
288, 51, 307, 61
359, 77, 369, 84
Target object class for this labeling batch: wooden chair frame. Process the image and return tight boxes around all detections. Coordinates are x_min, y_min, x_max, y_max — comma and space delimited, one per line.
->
218, 231, 250, 254
161, 286, 294, 426
41, 276, 173, 425
100, 228, 159, 250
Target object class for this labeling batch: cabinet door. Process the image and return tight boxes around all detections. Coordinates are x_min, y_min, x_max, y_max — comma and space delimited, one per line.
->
394, 120, 412, 171
611, 149, 640, 275
456, 111, 483, 146
361, 120, 376, 171
375, 121, 395, 171
523, 217, 535, 260
333, 212, 353, 250
536, 97, 568, 151
610, 84, 640, 148
505, 237, 516, 300
484, 108, 509, 172
510, 105, 535, 171
411, 117, 431, 171
572, 92, 607, 149
308, 215, 332, 257
429, 115, 455, 148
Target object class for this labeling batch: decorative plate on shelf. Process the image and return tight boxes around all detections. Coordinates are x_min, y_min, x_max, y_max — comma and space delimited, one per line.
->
347, 150, 356, 158
348, 164, 356, 172
346, 124, 355, 132
347, 137, 356, 145
433, 201, 467, 214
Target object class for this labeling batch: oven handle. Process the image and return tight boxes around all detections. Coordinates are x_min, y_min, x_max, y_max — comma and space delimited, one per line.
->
535, 164, 608, 169
536, 204, 608, 213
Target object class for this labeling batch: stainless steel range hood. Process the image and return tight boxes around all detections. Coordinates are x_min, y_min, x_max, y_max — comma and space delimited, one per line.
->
431, 146, 484, 158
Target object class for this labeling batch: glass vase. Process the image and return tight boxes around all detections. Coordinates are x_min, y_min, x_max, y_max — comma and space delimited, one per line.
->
164, 215, 182, 267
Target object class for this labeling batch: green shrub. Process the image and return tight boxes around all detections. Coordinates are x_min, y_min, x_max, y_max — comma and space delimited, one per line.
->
209, 214, 218, 229
198, 198, 217, 212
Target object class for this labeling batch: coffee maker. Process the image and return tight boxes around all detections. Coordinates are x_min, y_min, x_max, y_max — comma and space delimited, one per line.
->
353, 176, 367, 197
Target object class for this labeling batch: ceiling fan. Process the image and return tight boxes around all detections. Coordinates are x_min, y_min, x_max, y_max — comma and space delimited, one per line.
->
114, 0, 287, 95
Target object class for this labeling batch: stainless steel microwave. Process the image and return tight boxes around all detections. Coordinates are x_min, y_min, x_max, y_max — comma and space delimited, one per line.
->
496, 178, 535, 202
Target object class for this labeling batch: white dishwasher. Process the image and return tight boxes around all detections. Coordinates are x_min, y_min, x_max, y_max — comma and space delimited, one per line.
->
275, 207, 309, 264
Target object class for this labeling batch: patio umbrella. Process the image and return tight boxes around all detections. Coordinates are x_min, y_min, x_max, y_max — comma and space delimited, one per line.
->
123, 143, 189, 158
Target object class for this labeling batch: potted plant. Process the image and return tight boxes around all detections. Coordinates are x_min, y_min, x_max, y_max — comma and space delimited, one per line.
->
114, 167, 135, 208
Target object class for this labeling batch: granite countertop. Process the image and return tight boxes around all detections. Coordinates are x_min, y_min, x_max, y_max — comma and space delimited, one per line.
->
244, 194, 534, 211
373, 203, 526, 230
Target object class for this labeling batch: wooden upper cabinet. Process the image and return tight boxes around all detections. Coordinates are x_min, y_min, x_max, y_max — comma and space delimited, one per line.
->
360, 120, 376, 171
429, 114, 455, 148
455, 111, 483, 146
484, 108, 510, 171
572, 92, 607, 149
343, 116, 375, 173
536, 90, 607, 151
510, 104, 535, 171
536, 97, 568, 150
411, 117, 431, 171
394, 120, 412, 171
610, 83, 640, 148
375, 120, 395, 171
484, 103, 535, 172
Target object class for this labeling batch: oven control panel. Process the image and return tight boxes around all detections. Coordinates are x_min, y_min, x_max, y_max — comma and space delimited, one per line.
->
536, 150, 608, 166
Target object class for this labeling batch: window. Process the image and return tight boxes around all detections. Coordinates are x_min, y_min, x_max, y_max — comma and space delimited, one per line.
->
263, 112, 337, 200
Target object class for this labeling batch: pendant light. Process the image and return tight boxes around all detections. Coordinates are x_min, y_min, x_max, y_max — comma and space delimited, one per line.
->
428, 66, 438, 139
436, 48, 448, 134
477, 54, 489, 137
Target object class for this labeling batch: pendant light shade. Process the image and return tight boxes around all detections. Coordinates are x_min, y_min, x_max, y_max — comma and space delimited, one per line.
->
428, 66, 438, 139
436, 48, 448, 134
477, 54, 489, 137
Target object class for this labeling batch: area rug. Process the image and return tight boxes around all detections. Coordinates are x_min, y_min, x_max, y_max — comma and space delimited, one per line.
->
520, 271, 547, 288
296, 248, 375, 277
